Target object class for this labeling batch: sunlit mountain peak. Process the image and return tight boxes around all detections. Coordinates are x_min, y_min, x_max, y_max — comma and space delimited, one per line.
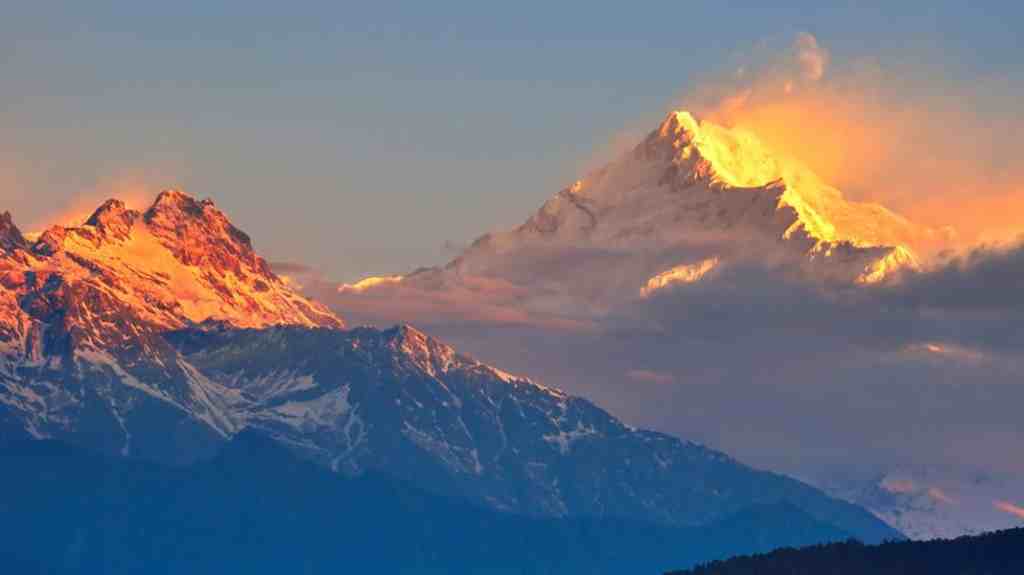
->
665, 110, 926, 256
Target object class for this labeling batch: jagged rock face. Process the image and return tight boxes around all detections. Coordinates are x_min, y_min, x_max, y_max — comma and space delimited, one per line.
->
0, 191, 342, 461
142, 191, 273, 280
1, 190, 342, 349
0, 212, 27, 253
84, 199, 137, 241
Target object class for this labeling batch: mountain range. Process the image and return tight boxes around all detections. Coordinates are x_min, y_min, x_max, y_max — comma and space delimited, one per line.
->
322, 109, 1024, 542
0, 186, 900, 571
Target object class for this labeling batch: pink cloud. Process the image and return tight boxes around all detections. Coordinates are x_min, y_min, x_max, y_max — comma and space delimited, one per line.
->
994, 500, 1024, 520
626, 370, 676, 385
320, 273, 596, 332
927, 487, 956, 505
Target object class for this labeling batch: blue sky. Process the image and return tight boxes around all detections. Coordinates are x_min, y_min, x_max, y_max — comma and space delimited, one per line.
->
2, 1, 1020, 279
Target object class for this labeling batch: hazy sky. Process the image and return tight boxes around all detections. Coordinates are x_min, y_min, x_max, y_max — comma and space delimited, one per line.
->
2, 2, 1021, 280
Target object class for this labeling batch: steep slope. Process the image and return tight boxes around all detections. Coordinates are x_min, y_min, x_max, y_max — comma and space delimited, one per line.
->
0, 191, 343, 461
165, 323, 898, 542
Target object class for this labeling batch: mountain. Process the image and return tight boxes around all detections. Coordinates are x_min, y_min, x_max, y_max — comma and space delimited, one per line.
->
0, 435, 862, 575
808, 465, 1024, 540
164, 323, 897, 538
336, 110, 931, 323
0, 191, 898, 545
667, 527, 1024, 575
0, 190, 340, 462
463, 111, 925, 282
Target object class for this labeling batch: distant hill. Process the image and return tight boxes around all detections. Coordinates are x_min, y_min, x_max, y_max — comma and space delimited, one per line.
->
668, 527, 1024, 575
0, 434, 863, 575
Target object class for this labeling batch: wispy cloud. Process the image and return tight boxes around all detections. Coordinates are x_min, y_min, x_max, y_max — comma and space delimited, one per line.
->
626, 370, 675, 385
269, 261, 315, 275
994, 500, 1024, 520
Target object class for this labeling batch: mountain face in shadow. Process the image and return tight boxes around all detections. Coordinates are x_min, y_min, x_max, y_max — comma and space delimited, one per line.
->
162, 324, 900, 542
0, 434, 861, 575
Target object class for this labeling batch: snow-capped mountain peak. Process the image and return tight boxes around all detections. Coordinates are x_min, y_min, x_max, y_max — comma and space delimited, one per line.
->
659, 110, 925, 253
0, 190, 343, 461
83, 198, 137, 241
2, 190, 342, 353
337, 109, 931, 322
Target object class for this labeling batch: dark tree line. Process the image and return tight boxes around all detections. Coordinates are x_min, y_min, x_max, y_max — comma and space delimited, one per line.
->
668, 527, 1024, 575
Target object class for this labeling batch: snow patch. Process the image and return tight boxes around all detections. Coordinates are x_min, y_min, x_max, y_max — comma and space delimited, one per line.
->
543, 421, 599, 455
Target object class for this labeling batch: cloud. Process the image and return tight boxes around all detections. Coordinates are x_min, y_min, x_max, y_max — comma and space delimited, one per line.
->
794, 33, 829, 81
626, 370, 675, 385
881, 478, 917, 494
269, 261, 315, 275
320, 270, 596, 332
880, 479, 956, 504
25, 176, 161, 233
442, 239, 468, 255
994, 500, 1024, 520
268, 261, 322, 289
884, 241, 1024, 312
318, 235, 1024, 472
0, 157, 24, 208
874, 241, 1024, 353
928, 487, 956, 505
678, 34, 1024, 251
324, 240, 1024, 473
